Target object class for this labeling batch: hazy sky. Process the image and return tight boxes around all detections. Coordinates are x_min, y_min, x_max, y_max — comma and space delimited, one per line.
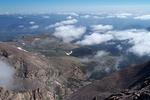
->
0, 0, 150, 13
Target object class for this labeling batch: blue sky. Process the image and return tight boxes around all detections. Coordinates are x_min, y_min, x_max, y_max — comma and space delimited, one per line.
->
0, 0, 150, 13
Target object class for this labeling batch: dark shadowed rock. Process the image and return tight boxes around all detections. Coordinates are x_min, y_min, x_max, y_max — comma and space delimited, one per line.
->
67, 61, 150, 100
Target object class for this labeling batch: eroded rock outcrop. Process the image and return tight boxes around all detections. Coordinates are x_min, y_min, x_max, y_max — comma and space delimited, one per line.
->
0, 42, 87, 100
0, 43, 53, 100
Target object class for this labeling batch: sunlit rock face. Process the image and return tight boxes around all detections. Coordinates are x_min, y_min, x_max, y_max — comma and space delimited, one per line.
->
0, 43, 52, 100
0, 42, 87, 100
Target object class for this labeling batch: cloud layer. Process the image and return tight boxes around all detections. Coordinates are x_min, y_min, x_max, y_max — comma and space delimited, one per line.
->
53, 25, 86, 43
109, 29, 150, 56
51, 17, 86, 43
76, 23, 150, 56
134, 15, 150, 20
91, 24, 113, 32
50, 14, 150, 57
48, 19, 78, 28
76, 32, 113, 45
30, 25, 39, 29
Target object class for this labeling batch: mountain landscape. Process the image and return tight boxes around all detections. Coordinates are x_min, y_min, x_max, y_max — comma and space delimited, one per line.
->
1, 0, 150, 100
0, 42, 87, 100
1, 35, 150, 100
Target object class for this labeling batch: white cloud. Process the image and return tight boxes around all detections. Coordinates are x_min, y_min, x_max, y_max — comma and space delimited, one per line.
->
91, 24, 113, 32
119, 13, 132, 16
66, 16, 73, 19
76, 24, 113, 45
76, 32, 113, 45
0, 60, 15, 89
92, 16, 103, 19
129, 44, 150, 56
116, 45, 123, 50
115, 13, 132, 19
80, 50, 120, 75
57, 19, 77, 25
18, 16, 23, 19
107, 29, 150, 56
116, 15, 128, 19
94, 51, 110, 58
76, 27, 150, 56
57, 12, 79, 16
69, 13, 79, 16
134, 15, 150, 20
53, 25, 86, 43
30, 25, 39, 29
106, 15, 115, 18
47, 19, 78, 28
29, 21, 35, 25
106, 13, 132, 19
81, 15, 90, 18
